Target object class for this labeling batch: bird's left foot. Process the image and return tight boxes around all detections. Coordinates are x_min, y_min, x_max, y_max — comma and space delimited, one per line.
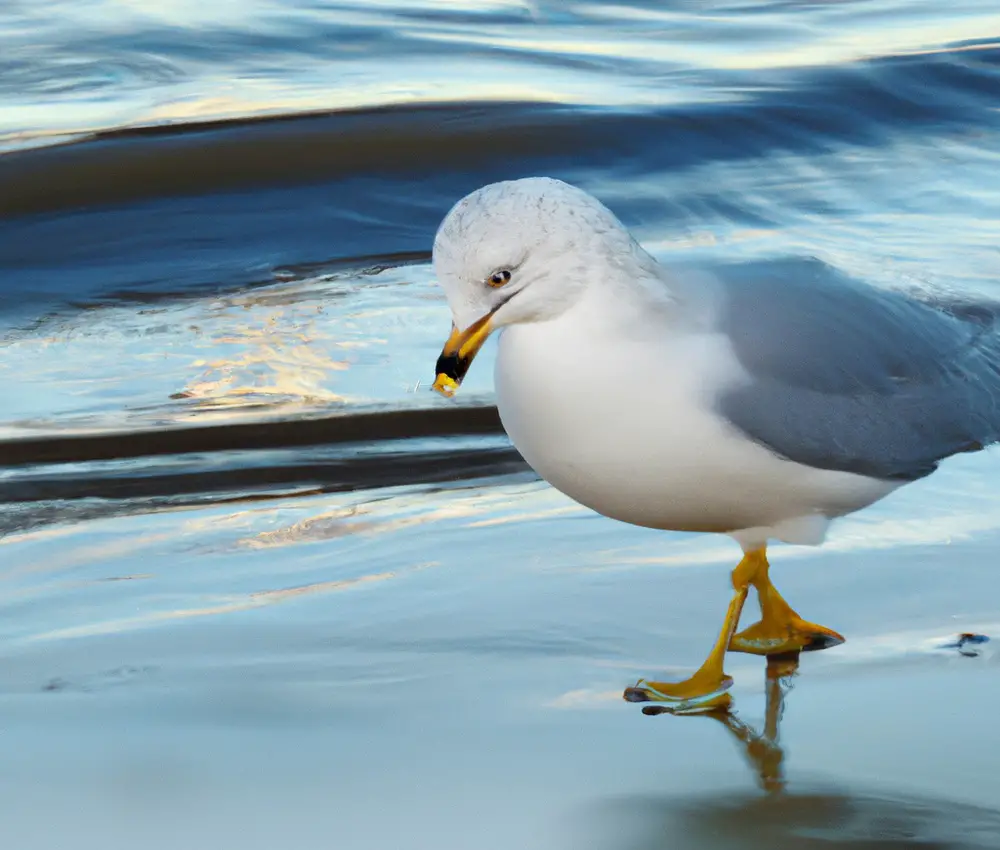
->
729, 615, 844, 655
728, 554, 845, 656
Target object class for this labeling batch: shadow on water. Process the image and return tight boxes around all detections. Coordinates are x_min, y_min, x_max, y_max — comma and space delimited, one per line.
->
0, 405, 533, 535
591, 789, 1000, 849
594, 654, 1000, 849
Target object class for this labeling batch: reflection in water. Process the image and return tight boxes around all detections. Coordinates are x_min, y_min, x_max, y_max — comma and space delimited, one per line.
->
706, 652, 797, 796
600, 650, 1000, 848
605, 652, 1000, 848
172, 295, 350, 414
641, 652, 800, 795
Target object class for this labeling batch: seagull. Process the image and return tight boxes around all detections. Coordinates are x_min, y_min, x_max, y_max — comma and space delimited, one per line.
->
428, 176, 1000, 713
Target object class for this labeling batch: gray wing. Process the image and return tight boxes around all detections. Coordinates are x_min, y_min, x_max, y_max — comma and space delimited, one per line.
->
712, 258, 1000, 482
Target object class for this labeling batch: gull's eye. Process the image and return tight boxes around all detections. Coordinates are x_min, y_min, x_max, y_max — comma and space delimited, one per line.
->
488, 269, 512, 288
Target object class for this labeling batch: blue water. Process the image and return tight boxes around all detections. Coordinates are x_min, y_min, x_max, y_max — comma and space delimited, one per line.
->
2, 2, 1000, 847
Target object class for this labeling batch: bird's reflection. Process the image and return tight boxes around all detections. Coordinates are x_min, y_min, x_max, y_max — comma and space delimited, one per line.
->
600, 644, 1000, 848
640, 651, 802, 795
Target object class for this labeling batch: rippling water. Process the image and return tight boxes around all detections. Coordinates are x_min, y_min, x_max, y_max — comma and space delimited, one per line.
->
3, 2, 1000, 848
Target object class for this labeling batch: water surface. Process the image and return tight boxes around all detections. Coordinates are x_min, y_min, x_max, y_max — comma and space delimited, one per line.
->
3, 2, 1000, 847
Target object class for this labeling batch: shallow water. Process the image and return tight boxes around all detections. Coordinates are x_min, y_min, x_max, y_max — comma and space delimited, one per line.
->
3, 1, 1000, 847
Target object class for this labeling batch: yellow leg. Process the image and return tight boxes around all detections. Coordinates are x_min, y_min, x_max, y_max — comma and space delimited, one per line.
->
729, 548, 844, 656
623, 549, 766, 714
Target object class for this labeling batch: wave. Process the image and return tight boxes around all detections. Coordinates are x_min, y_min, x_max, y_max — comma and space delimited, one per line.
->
0, 404, 529, 535
2, 39, 998, 219
0, 404, 507, 467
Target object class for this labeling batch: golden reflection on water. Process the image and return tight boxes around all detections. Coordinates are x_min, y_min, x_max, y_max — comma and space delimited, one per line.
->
22, 566, 418, 643
226, 480, 571, 550
174, 301, 350, 413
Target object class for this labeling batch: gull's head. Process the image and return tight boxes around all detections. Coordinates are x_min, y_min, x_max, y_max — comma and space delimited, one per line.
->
430, 177, 635, 396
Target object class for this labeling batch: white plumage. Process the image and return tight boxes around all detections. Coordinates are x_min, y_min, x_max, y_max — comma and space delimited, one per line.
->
433, 176, 898, 552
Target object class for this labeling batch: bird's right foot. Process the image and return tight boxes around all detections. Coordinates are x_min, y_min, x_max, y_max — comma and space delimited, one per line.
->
623, 558, 759, 715
623, 671, 734, 715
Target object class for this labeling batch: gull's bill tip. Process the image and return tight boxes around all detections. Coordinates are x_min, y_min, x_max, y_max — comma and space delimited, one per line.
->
431, 314, 495, 398
432, 373, 459, 397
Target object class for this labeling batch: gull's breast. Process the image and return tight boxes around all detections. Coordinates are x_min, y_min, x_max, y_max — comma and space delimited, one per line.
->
493, 316, 896, 541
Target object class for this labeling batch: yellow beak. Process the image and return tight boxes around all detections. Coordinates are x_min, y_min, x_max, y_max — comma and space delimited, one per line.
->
431, 311, 495, 397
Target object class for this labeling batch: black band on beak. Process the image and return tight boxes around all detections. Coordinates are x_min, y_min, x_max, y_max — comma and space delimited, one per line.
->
431, 313, 496, 397
435, 350, 470, 384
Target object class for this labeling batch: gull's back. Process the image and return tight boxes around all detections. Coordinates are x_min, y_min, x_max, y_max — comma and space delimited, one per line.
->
711, 258, 1000, 482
